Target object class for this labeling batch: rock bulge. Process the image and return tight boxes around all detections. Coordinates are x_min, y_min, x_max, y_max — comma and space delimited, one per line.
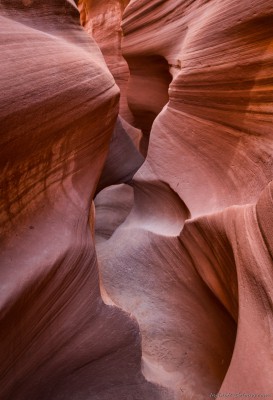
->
1, 1, 273, 399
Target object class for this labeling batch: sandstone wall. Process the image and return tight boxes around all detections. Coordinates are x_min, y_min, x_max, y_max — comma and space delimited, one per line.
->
1, 1, 273, 399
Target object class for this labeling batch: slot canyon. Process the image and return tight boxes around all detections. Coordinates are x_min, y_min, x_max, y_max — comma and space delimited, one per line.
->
1, 1, 273, 399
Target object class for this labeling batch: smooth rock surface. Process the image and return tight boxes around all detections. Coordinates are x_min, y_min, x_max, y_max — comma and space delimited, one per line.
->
1, 0, 273, 399
0, 1, 168, 399
96, 0, 273, 398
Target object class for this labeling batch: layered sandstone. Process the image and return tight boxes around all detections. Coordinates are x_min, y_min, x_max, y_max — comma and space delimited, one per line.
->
0, 1, 166, 399
95, 0, 273, 398
1, 1, 273, 400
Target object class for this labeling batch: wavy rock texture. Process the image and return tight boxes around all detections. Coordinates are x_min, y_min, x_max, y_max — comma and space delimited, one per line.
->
78, 0, 131, 122
96, 0, 273, 399
0, 1, 168, 399
122, 0, 273, 216
1, 0, 273, 400
79, 0, 144, 187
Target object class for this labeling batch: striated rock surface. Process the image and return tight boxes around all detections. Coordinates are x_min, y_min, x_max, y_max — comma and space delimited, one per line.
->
122, 0, 273, 216
0, 1, 167, 399
1, 0, 273, 399
96, 0, 273, 398
79, 0, 144, 184
78, 0, 132, 123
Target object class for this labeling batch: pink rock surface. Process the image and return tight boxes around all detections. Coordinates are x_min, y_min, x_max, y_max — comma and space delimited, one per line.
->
78, 0, 132, 123
96, 0, 273, 398
122, 0, 273, 216
0, 1, 168, 399
1, 0, 273, 399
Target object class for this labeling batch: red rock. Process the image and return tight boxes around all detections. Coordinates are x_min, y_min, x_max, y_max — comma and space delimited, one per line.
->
97, 0, 273, 397
0, 1, 166, 399
79, 0, 132, 123
1, 0, 273, 399
122, 0, 273, 216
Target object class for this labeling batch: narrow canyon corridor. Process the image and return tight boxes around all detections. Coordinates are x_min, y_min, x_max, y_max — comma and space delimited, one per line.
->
1, 1, 273, 399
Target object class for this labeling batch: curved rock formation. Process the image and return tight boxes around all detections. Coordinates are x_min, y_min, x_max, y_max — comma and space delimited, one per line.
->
122, 0, 273, 216
78, 0, 132, 123
96, 0, 273, 398
96, 116, 144, 194
79, 0, 144, 185
1, 0, 273, 399
0, 1, 167, 399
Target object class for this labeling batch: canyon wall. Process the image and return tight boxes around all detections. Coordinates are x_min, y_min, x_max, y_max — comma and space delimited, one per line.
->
1, 0, 273, 399
0, 1, 166, 399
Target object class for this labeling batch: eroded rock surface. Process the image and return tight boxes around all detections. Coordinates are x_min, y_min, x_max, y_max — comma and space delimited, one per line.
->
1, 0, 273, 399
0, 1, 168, 399
96, 0, 273, 398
